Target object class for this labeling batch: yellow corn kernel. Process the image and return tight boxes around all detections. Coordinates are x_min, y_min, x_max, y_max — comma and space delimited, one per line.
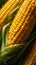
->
0, 0, 23, 30
7, 0, 36, 46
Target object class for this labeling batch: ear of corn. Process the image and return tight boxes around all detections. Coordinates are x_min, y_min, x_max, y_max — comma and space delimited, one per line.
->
22, 39, 36, 65
0, 5, 20, 49
0, 0, 23, 31
1, 6, 20, 49
7, 0, 36, 46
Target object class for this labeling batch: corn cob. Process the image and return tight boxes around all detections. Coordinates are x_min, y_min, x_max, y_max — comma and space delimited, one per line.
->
7, 0, 36, 46
0, 0, 23, 31
22, 39, 36, 65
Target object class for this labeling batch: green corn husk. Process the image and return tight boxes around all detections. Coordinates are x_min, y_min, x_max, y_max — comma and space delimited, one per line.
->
0, 44, 25, 65
0, 30, 36, 65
